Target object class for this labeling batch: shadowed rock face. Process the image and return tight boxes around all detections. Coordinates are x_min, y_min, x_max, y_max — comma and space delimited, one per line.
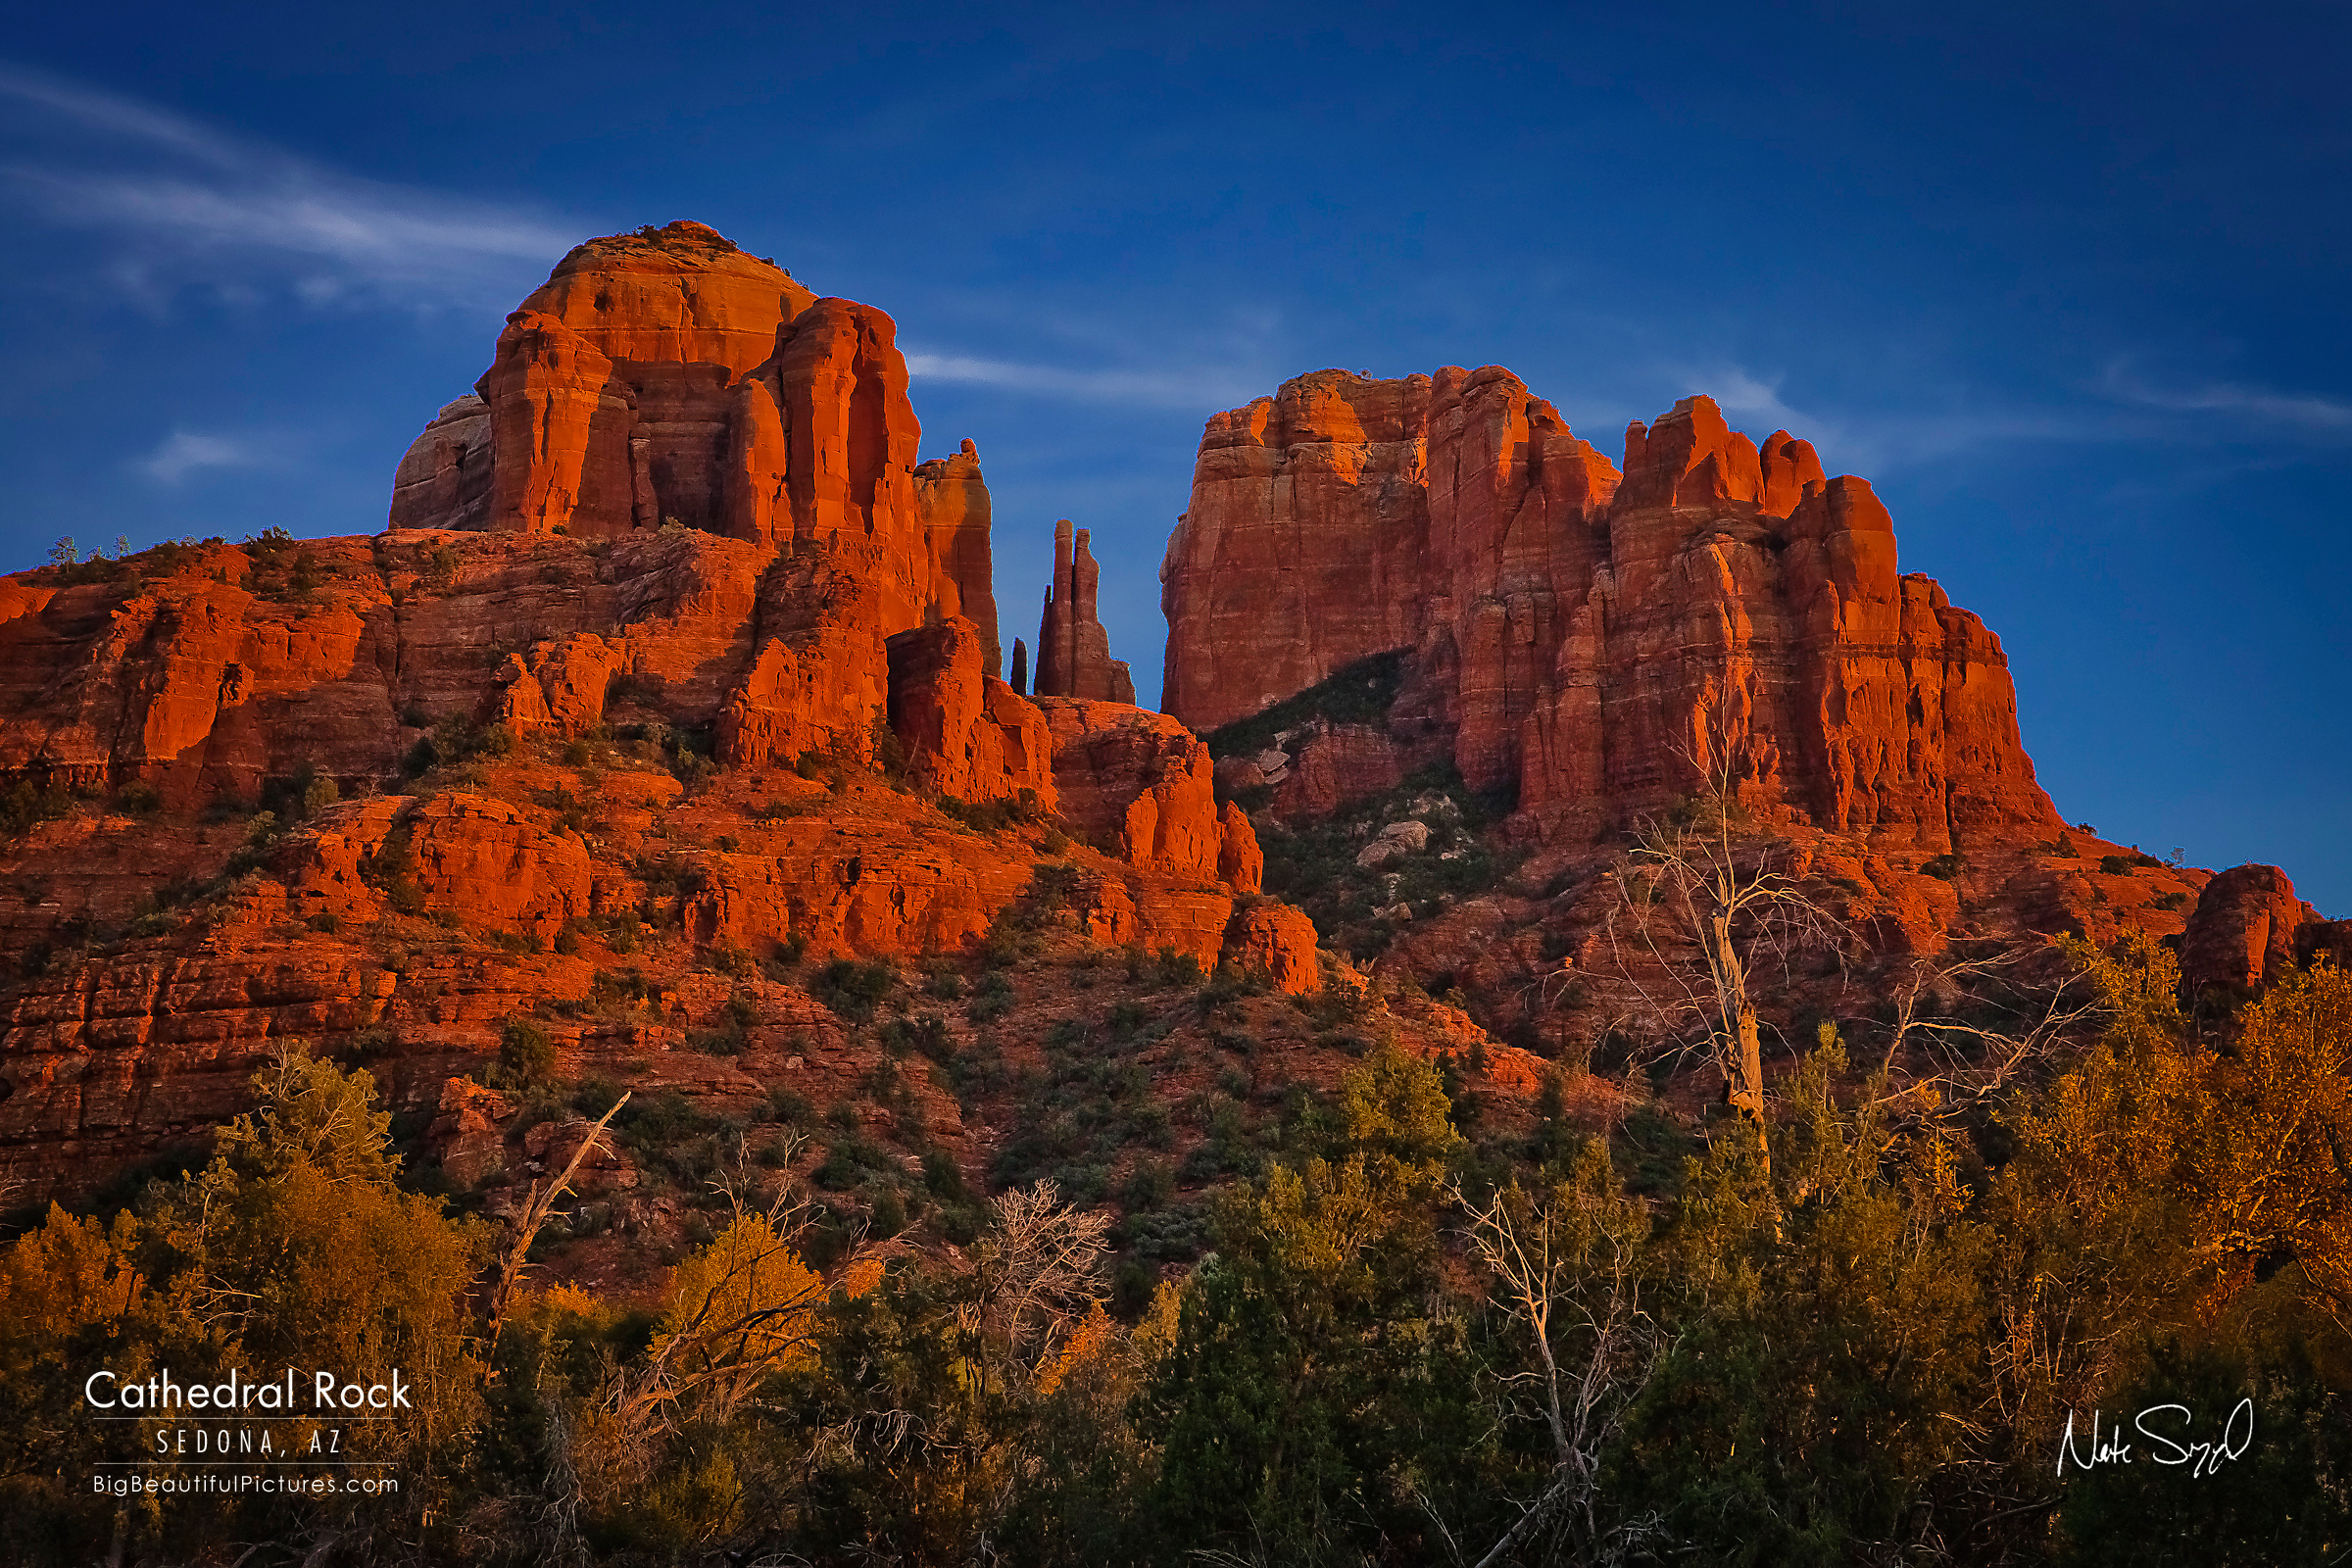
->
1161, 370, 2059, 849
2181, 863, 2325, 994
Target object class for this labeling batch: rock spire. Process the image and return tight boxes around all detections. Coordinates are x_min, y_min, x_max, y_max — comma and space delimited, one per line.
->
1033, 519, 1135, 704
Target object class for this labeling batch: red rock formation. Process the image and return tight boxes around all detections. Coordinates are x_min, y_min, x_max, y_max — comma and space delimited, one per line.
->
1225, 903, 1318, 993
2181, 863, 2322, 993
0, 222, 1329, 1202
515, 220, 818, 375
404, 793, 595, 942
1038, 700, 1256, 886
1033, 520, 1136, 704
386, 397, 492, 533
1162, 373, 2059, 851
391, 221, 1000, 666
1272, 725, 1425, 818
885, 616, 1057, 807
916, 440, 1003, 675
477, 311, 627, 535
1216, 801, 1264, 894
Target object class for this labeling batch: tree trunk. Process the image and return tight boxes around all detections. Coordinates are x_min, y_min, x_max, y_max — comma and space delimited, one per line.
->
1706, 908, 1769, 1144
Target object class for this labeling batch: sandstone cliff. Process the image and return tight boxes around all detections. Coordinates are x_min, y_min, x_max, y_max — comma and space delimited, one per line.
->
1161, 371, 2058, 850
391, 221, 998, 661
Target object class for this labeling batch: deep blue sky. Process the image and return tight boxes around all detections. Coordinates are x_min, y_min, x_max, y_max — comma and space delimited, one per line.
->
2, 3, 2347, 910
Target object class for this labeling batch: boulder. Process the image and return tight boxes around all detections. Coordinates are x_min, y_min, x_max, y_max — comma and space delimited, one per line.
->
1225, 903, 1321, 994
2182, 864, 2321, 993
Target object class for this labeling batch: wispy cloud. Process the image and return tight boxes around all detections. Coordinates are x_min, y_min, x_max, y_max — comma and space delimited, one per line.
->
1693, 366, 1832, 441
137, 430, 288, 484
905, 350, 1267, 410
2102, 362, 2352, 433
1652, 359, 2159, 476
0, 62, 581, 311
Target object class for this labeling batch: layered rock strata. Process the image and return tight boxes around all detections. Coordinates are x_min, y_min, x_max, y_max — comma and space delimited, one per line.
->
1162, 372, 2058, 849
390, 220, 999, 661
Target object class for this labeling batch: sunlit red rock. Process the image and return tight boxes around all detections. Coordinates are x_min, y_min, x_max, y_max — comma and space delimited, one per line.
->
1039, 699, 1232, 883
515, 220, 818, 375
0, 220, 1309, 1201
390, 221, 1002, 668
1162, 375, 2060, 851
1225, 902, 1319, 993
885, 616, 1057, 807
2182, 863, 2321, 993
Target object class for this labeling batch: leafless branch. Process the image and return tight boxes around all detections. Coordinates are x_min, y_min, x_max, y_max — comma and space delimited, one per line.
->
1449, 1171, 1660, 1566
1866, 945, 2097, 1123
484, 1093, 629, 1341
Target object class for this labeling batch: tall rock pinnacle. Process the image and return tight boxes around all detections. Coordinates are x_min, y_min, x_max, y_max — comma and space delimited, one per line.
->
1033, 520, 1136, 704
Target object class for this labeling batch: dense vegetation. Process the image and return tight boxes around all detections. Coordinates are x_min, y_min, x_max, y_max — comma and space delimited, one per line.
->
4, 936, 2349, 1565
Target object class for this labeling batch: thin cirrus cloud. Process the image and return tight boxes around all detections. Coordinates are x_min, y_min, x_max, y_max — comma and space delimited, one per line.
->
2101, 362, 2352, 436
0, 62, 581, 309
1663, 361, 2179, 478
138, 430, 288, 484
904, 350, 1269, 412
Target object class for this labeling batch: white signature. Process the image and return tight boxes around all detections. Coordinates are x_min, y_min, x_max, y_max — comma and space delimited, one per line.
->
2056, 1399, 2255, 1479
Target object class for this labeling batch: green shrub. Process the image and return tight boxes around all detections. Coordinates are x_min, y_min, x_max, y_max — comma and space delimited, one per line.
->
0, 780, 75, 841
1201, 648, 1408, 761
968, 971, 1014, 1023
811, 957, 897, 1022
492, 1016, 558, 1091
921, 1148, 969, 1200
879, 1011, 954, 1062
570, 1075, 625, 1116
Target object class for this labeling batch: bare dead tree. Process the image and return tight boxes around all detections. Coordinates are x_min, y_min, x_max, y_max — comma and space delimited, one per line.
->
1597, 725, 1843, 1164
1865, 945, 2101, 1124
1449, 1164, 1665, 1568
483, 1093, 629, 1341
957, 1179, 1113, 1393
